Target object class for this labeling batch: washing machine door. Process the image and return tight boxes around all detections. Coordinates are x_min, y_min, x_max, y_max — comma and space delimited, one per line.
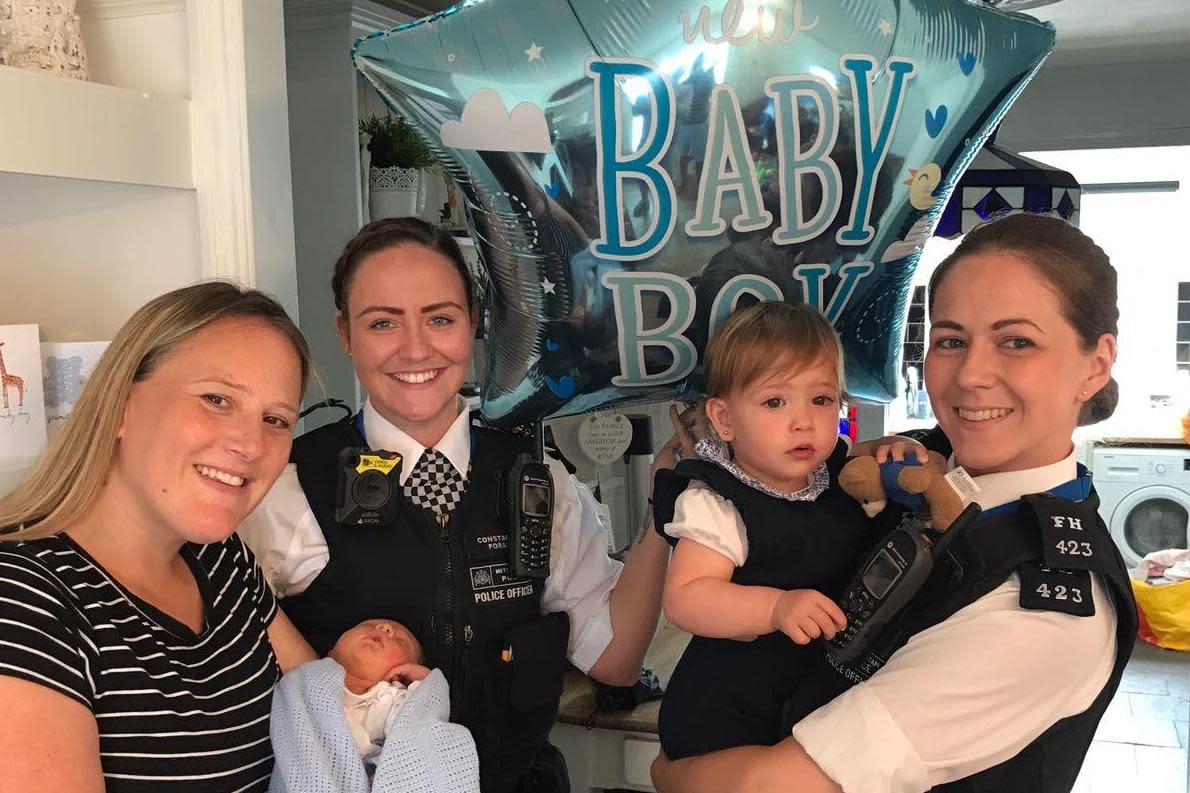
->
1107, 485, 1190, 569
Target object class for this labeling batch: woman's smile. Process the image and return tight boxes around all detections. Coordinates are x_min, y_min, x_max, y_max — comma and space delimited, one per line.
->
954, 407, 1013, 422
194, 464, 248, 489
390, 368, 444, 385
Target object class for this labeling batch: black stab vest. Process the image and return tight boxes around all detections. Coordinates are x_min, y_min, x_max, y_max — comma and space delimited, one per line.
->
782, 433, 1137, 793
285, 418, 570, 793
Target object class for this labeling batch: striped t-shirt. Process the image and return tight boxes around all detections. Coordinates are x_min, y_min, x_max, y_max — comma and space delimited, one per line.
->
0, 533, 280, 792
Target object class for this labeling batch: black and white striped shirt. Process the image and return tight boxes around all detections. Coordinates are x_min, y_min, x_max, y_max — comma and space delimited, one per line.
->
0, 533, 280, 792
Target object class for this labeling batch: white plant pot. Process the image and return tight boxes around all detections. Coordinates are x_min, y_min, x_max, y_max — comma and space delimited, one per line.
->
368, 166, 420, 221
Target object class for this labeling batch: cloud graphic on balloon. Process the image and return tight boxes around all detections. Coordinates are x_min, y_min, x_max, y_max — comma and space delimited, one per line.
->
439, 88, 552, 153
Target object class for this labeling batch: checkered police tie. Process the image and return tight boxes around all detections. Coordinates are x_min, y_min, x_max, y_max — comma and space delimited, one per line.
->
403, 448, 466, 517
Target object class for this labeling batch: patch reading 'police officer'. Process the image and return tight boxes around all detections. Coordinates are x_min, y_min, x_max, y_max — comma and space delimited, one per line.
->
469, 563, 535, 604
1018, 562, 1095, 617
1024, 492, 1100, 572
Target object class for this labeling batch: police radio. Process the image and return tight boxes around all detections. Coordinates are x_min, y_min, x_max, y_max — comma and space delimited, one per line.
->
827, 503, 981, 667
508, 453, 553, 578
336, 447, 402, 525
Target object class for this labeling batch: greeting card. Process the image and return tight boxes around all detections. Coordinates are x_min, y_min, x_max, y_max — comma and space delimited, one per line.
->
42, 341, 109, 439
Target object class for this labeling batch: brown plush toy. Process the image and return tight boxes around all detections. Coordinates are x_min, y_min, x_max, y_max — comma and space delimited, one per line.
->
838, 450, 967, 531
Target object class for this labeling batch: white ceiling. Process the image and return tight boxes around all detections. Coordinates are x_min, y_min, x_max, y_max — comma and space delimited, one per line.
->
1031, 0, 1190, 65
376, 0, 1190, 65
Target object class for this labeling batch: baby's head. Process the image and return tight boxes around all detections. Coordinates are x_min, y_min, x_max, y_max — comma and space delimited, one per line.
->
329, 619, 423, 688
703, 301, 844, 493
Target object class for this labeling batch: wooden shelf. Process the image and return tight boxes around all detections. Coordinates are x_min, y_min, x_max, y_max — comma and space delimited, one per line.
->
0, 65, 192, 188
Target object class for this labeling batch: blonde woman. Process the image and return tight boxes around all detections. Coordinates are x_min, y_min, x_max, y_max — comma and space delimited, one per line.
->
0, 283, 318, 792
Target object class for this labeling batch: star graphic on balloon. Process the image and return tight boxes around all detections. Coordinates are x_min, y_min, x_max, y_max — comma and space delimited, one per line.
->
541, 277, 556, 295
878, 19, 893, 36
525, 42, 543, 62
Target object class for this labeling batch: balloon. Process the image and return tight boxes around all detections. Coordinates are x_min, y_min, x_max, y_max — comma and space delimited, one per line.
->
353, 0, 1056, 426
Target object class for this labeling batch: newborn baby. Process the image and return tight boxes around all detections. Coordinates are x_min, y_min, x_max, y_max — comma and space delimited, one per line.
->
270, 618, 480, 793
328, 619, 431, 770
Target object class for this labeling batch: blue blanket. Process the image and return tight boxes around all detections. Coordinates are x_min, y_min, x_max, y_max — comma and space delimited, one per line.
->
269, 658, 480, 793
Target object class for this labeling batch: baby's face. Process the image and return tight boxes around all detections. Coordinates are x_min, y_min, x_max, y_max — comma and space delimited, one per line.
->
329, 619, 422, 684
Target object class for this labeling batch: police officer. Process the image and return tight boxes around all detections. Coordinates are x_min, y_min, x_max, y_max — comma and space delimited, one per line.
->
241, 218, 678, 793
651, 214, 1137, 793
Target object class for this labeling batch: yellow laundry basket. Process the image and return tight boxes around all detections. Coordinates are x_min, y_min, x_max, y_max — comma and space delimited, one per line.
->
1132, 578, 1190, 651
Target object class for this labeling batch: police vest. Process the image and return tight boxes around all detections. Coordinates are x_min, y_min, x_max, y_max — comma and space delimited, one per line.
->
782, 474, 1137, 793
285, 418, 570, 793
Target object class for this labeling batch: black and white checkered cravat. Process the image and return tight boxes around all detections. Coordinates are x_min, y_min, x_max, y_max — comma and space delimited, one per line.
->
403, 448, 466, 517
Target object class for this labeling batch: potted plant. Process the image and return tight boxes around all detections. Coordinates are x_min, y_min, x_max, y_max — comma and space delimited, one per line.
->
360, 113, 439, 221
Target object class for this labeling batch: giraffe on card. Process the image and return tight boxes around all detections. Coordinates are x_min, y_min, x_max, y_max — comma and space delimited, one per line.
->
0, 342, 26, 410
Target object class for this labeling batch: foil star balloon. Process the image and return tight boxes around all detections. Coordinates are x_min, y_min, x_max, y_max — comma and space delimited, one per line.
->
354, 0, 1056, 426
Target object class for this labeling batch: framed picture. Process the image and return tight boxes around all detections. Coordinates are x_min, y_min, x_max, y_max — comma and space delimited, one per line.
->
42, 341, 109, 439
0, 324, 47, 468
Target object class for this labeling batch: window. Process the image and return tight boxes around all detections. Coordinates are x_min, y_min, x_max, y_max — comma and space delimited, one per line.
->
901, 286, 931, 419
1023, 147, 1189, 439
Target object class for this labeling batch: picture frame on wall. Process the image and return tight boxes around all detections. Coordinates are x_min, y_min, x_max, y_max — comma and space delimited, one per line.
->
0, 324, 48, 483
42, 340, 109, 440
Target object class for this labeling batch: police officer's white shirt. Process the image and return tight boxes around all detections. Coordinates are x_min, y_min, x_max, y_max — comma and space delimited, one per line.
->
791, 449, 1119, 793
238, 399, 622, 674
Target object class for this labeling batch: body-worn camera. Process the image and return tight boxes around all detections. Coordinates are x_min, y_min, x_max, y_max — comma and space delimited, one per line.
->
508, 453, 553, 578
336, 447, 402, 525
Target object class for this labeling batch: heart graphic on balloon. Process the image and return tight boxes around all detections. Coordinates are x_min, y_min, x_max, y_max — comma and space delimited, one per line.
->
545, 374, 577, 399
925, 105, 949, 138
958, 52, 977, 75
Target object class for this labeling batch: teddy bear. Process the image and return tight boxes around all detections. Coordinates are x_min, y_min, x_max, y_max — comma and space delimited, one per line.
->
838, 450, 966, 531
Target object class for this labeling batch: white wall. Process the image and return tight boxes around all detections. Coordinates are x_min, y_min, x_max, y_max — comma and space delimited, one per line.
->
0, 174, 201, 339
79, 1, 191, 96
244, 0, 300, 320
1, 4, 199, 343
284, 3, 368, 417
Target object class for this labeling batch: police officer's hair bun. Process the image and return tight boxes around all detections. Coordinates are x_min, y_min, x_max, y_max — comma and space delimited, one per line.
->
1079, 376, 1118, 427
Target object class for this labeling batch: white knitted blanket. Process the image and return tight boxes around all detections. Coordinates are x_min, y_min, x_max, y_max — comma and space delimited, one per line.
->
269, 658, 480, 793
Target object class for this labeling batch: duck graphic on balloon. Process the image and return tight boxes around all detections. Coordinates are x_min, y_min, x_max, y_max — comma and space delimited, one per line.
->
352, 0, 1057, 426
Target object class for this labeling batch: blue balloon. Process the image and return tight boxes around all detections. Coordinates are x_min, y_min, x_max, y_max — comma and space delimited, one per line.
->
353, 0, 1056, 426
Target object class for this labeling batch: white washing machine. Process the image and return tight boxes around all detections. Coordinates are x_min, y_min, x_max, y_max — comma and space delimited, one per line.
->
1092, 447, 1190, 570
